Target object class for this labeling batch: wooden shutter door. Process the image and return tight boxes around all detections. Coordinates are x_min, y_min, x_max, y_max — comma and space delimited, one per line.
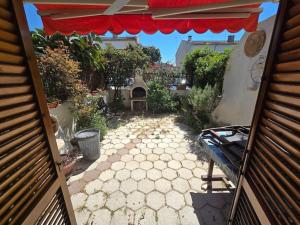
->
0, 0, 76, 224
229, 0, 300, 224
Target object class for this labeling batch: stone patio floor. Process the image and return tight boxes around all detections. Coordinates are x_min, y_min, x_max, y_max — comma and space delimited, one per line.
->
67, 114, 233, 225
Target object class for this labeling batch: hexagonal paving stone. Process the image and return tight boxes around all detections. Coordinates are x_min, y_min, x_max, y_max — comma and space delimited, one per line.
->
134, 153, 146, 162
168, 160, 182, 170
140, 161, 153, 170
158, 142, 168, 148
126, 191, 145, 210
71, 192, 88, 210
153, 148, 164, 155
185, 153, 198, 161
111, 161, 125, 171
134, 208, 157, 225
154, 160, 167, 170
189, 177, 203, 192
178, 168, 193, 180
75, 208, 90, 225
182, 160, 196, 169
157, 206, 180, 225
85, 191, 106, 211
140, 147, 152, 154
160, 153, 172, 161
147, 153, 159, 161
169, 142, 179, 148
105, 148, 117, 156
120, 178, 138, 194
129, 148, 140, 155
193, 167, 206, 178
102, 179, 120, 194
172, 152, 185, 161
146, 191, 165, 210
166, 191, 185, 210
121, 154, 133, 162
147, 168, 162, 181
131, 168, 146, 181
165, 147, 176, 154
110, 208, 134, 225
105, 191, 126, 211
88, 208, 111, 225
172, 177, 190, 193
138, 179, 155, 194
125, 161, 139, 171
99, 169, 115, 181
115, 169, 131, 181
115, 143, 125, 149
179, 206, 199, 225
84, 179, 103, 195
155, 179, 172, 193
136, 143, 147, 149
162, 168, 177, 181
147, 143, 157, 149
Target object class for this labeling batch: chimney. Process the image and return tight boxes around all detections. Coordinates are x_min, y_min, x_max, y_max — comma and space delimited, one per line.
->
188, 35, 192, 41
227, 35, 235, 43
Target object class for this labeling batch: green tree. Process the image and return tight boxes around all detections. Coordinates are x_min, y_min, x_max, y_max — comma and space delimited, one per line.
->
103, 46, 149, 110
182, 47, 214, 86
142, 46, 161, 63
182, 47, 231, 92
195, 48, 231, 93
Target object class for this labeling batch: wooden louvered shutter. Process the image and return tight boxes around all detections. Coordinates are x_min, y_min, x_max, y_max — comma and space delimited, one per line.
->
0, 0, 76, 224
229, 0, 300, 225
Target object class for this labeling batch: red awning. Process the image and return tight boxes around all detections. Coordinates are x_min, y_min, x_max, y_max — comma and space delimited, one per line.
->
35, 0, 261, 35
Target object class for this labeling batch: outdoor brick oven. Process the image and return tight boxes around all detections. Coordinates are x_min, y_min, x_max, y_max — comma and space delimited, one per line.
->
130, 70, 148, 111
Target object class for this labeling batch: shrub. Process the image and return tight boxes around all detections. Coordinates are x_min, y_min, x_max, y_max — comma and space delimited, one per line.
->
181, 85, 219, 130
37, 46, 87, 103
147, 82, 177, 114
73, 95, 107, 140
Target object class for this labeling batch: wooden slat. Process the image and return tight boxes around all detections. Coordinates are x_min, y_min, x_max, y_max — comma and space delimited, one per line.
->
0, 52, 24, 64
0, 142, 46, 181
260, 124, 300, 159
262, 117, 300, 146
0, 7, 11, 20
0, 110, 38, 130
0, 40, 21, 54
247, 168, 290, 225
0, 148, 48, 192
0, 17, 14, 32
272, 72, 300, 82
0, 94, 33, 107
0, 102, 35, 119
0, 85, 32, 96
280, 37, 300, 52
286, 14, 300, 29
256, 138, 300, 188
289, 2, 300, 18
0, 127, 42, 154
264, 109, 300, 132
0, 64, 26, 74
283, 24, 300, 41
276, 60, 300, 72
0, 29, 18, 43
0, 0, 8, 9
0, 74, 28, 84
268, 92, 300, 107
270, 83, 300, 94
265, 100, 300, 120
251, 155, 300, 223
278, 48, 300, 62
0, 119, 40, 143
257, 132, 300, 172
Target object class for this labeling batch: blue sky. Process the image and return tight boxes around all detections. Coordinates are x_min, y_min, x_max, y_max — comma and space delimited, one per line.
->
24, 2, 278, 64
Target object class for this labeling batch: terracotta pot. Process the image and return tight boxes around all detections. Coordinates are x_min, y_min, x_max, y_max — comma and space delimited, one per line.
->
47, 101, 59, 109
177, 85, 186, 90
63, 159, 76, 176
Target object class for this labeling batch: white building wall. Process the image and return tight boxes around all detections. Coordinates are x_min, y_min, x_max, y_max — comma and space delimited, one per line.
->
213, 16, 276, 125
101, 40, 138, 49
